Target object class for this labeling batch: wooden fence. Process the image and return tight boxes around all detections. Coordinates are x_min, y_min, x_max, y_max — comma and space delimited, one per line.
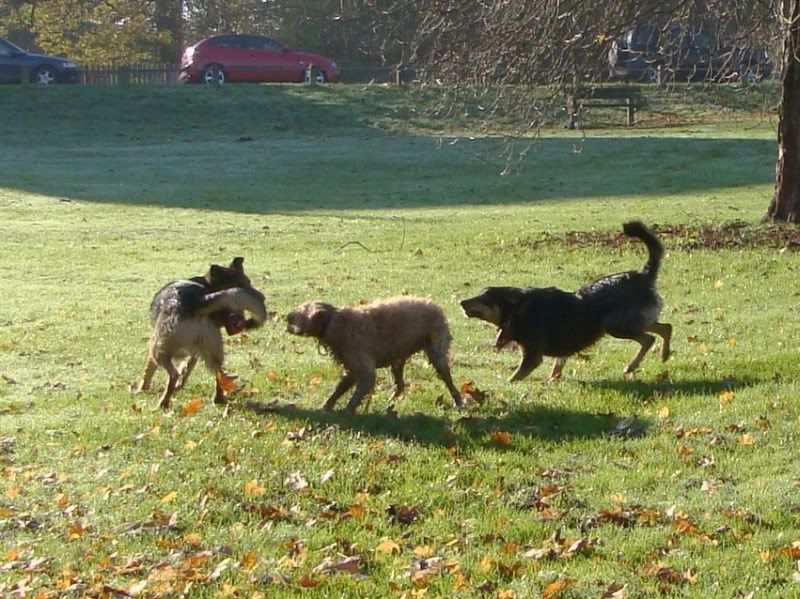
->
76, 63, 416, 86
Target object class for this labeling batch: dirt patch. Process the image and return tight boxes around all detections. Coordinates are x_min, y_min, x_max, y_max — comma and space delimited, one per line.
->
522, 221, 800, 251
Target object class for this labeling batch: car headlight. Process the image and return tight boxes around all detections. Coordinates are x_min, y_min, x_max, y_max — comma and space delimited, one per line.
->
62, 61, 78, 69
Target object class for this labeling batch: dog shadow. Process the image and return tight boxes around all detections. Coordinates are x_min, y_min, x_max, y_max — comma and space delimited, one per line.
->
239, 399, 649, 449
583, 375, 760, 401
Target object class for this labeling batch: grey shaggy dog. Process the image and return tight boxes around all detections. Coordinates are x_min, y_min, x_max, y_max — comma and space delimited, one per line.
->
286, 297, 464, 415
136, 258, 268, 410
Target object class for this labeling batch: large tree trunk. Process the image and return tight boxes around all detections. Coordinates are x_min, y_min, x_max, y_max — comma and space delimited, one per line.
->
154, 0, 184, 64
766, 0, 800, 222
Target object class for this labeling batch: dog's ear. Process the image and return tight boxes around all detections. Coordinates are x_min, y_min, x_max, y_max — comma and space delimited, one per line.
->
308, 303, 335, 337
208, 264, 225, 282
230, 257, 245, 273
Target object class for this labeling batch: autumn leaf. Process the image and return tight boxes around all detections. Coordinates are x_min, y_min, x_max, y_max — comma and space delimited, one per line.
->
497, 590, 516, 599
542, 578, 574, 599
160, 491, 178, 504
55, 493, 69, 508
719, 390, 735, 406
184, 532, 202, 546
265, 370, 280, 381
375, 538, 401, 554
298, 574, 322, 588
387, 504, 421, 525
5, 486, 21, 498
216, 370, 238, 394
657, 406, 670, 419
601, 582, 627, 598
0, 507, 16, 518
180, 397, 204, 417
240, 551, 258, 571
414, 545, 435, 558
737, 433, 756, 447
67, 521, 89, 540
490, 431, 512, 447
244, 480, 266, 497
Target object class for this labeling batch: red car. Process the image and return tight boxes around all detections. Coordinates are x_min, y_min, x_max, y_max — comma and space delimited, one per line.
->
180, 34, 339, 85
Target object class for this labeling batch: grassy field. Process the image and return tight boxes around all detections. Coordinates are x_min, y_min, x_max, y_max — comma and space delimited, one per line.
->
1, 83, 799, 598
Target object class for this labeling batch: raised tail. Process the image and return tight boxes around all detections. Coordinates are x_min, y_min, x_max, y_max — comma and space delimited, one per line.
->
623, 220, 663, 279
197, 287, 268, 328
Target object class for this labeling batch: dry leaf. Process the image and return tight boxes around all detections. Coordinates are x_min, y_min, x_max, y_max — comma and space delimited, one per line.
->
285, 472, 309, 491
240, 551, 258, 571
67, 521, 88, 540
184, 532, 202, 546
55, 493, 69, 508
497, 590, 516, 599
657, 406, 670, 419
375, 539, 401, 555
216, 371, 238, 394
490, 431, 512, 447
298, 574, 322, 588
601, 582, 627, 598
181, 397, 204, 417
719, 390, 735, 405
542, 578, 574, 599
737, 433, 756, 447
244, 480, 266, 497
160, 491, 178, 504
414, 545, 435, 558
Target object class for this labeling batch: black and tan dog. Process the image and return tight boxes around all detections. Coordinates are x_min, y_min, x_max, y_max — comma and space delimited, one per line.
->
135, 257, 268, 410
460, 221, 672, 382
286, 297, 464, 415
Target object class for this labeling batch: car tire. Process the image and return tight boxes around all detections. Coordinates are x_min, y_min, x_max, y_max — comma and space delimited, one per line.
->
32, 65, 56, 85
202, 64, 226, 86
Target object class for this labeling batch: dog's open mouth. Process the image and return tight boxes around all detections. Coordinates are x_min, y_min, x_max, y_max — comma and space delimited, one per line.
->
223, 312, 248, 335
495, 322, 512, 349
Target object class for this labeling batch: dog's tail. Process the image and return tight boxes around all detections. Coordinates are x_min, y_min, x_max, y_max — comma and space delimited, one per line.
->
198, 288, 268, 327
623, 220, 663, 280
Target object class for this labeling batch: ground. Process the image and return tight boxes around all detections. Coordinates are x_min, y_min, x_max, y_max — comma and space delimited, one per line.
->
1, 83, 799, 598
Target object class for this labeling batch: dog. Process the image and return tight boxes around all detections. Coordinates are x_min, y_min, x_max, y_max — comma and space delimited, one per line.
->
460, 221, 672, 382
135, 257, 268, 410
286, 297, 464, 415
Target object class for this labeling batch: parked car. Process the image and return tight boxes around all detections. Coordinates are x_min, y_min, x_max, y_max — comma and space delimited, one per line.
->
608, 25, 772, 83
180, 34, 339, 85
0, 37, 79, 84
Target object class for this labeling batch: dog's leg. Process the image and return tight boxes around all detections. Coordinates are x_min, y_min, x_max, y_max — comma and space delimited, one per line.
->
647, 322, 672, 362
343, 368, 376, 416
388, 361, 406, 406
621, 333, 656, 376
548, 357, 567, 382
424, 348, 463, 408
509, 349, 543, 382
175, 356, 198, 390
157, 359, 179, 410
136, 357, 158, 393
323, 373, 356, 411
200, 328, 227, 405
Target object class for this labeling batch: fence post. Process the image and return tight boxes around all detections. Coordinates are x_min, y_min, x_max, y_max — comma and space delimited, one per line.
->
119, 66, 130, 86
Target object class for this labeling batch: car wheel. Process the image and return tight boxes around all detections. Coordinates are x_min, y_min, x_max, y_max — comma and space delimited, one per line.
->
202, 64, 225, 86
32, 65, 56, 85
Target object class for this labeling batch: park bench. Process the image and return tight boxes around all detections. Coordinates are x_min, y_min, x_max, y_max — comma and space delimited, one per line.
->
565, 86, 644, 129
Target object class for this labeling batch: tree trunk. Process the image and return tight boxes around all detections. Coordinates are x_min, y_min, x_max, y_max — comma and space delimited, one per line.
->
154, 0, 184, 64
766, 0, 800, 222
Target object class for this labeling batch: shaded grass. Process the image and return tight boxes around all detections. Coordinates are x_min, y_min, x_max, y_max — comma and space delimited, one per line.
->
1, 84, 799, 597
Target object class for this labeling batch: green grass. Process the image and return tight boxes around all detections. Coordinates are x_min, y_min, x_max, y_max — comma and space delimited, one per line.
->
1, 84, 798, 598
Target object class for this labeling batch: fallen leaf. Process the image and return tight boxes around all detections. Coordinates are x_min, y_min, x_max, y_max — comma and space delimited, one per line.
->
658, 406, 670, 419
181, 397, 204, 416
414, 545, 435, 558
498, 590, 516, 599
320, 469, 335, 484
737, 433, 756, 447
244, 480, 266, 497
387, 504, 421, 525
55, 493, 69, 508
160, 491, 178, 504
375, 538, 401, 555
490, 431, 512, 447
719, 390, 735, 405
543, 578, 574, 599
216, 371, 238, 394
285, 472, 308, 491
298, 574, 322, 588
240, 551, 258, 571
67, 521, 89, 540
184, 532, 202, 546
601, 582, 627, 598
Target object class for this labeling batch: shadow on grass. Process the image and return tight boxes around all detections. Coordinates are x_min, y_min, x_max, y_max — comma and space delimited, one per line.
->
0, 85, 775, 213
239, 400, 649, 449
583, 375, 761, 401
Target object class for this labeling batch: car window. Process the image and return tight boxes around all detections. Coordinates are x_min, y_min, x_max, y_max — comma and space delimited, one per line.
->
0, 40, 15, 57
208, 36, 243, 49
246, 36, 284, 51
632, 26, 658, 50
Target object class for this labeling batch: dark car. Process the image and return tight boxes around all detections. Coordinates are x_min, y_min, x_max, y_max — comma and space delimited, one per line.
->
608, 25, 772, 83
0, 38, 79, 84
180, 34, 339, 85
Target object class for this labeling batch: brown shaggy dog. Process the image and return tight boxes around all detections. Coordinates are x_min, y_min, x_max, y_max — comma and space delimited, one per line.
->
286, 297, 464, 415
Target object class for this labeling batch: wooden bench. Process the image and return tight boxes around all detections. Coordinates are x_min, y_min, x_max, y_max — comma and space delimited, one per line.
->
565, 86, 643, 129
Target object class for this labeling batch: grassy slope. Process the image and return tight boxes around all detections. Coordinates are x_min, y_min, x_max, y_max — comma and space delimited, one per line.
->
1, 84, 799, 598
